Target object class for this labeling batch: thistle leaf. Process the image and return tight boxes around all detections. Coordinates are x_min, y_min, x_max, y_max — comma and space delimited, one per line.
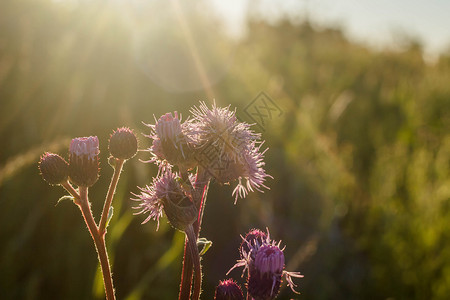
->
56, 195, 74, 206
197, 237, 213, 256
106, 206, 114, 228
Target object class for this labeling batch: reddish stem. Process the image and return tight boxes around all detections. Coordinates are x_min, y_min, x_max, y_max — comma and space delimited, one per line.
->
186, 224, 201, 300
61, 181, 80, 204
78, 187, 116, 300
99, 158, 124, 236
178, 169, 210, 300
179, 239, 193, 300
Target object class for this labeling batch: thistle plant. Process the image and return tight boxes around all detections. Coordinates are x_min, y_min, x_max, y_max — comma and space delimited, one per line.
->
39, 128, 138, 300
38, 103, 301, 299
133, 102, 278, 299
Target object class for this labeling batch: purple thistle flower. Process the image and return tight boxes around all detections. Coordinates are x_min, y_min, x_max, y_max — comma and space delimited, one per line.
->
229, 228, 271, 277
214, 279, 244, 300
190, 102, 272, 202
132, 170, 175, 229
68, 136, 100, 187
228, 228, 303, 299
144, 112, 198, 169
133, 169, 196, 231
254, 244, 285, 276
247, 245, 285, 300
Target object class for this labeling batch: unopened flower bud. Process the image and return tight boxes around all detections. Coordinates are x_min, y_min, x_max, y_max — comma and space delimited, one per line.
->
162, 183, 197, 232
69, 136, 100, 187
109, 127, 138, 160
214, 279, 244, 300
39, 152, 69, 185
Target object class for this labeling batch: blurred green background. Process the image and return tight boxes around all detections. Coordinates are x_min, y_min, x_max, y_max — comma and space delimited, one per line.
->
1, 0, 449, 299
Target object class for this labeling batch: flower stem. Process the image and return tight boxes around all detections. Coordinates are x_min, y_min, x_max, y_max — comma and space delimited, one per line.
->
99, 158, 124, 236
78, 187, 116, 300
61, 181, 80, 204
179, 169, 210, 300
179, 239, 193, 300
185, 224, 201, 300
194, 172, 210, 234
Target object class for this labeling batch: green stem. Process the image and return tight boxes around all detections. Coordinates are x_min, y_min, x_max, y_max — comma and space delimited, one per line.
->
99, 158, 124, 236
78, 187, 116, 300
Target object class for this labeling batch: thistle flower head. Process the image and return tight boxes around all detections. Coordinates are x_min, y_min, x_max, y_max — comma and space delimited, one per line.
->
144, 112, 198, 169
39, 152, 69, 185
133, 169, 196, 231
214, 279, 244, 300
109, 127, 138, 160
191, 102, 272, 202
228, 228, 303, 299
68, 136, 99, 187
191, 101, 258, 162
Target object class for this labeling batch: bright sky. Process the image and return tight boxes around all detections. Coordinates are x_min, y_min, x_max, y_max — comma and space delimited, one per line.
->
210, 0, 450, 59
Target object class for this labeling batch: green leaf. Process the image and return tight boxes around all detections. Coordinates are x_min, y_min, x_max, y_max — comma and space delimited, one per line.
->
56, 195, 74, 206
106, 206, 114, 228
197, 238, 213, 256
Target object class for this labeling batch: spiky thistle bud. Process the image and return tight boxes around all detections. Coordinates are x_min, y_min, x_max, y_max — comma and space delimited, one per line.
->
133, 170, 197, 231
38, 152, 69, 185
214, 279, 244, 300
109, 127, 138, 160
161, 175, 197, 232
69, 136, 100, 187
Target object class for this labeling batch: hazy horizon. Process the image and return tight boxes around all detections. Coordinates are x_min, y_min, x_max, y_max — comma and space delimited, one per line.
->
211, 0, 450, 60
